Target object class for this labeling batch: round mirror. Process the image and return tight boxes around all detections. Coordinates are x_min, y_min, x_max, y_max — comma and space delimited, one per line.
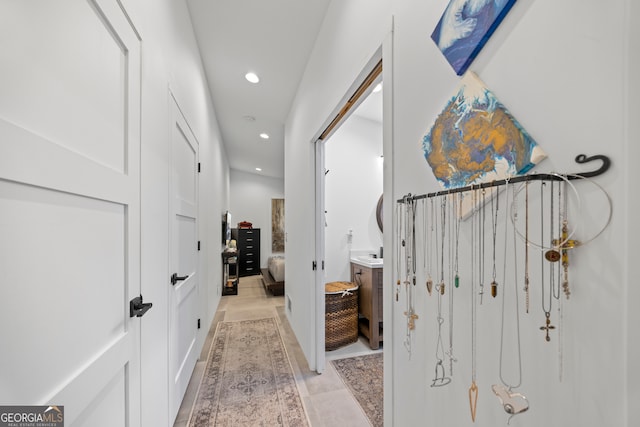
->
376, 194, 383, 232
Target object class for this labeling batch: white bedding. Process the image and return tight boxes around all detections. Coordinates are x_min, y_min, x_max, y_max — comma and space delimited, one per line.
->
268, 256, 285, 282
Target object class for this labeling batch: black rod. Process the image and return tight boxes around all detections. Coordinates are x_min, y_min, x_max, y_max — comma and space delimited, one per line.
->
396, 154, 610, 203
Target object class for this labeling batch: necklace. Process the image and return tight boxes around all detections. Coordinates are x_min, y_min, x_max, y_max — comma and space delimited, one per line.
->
402, 198, 418, 355
560, 181, 570, 299
447, 193, 460, 376
492, 181, 529, 423
455, 194, 462, 288
468, 187, 479, 422
479, 189, 486, 304
540, 183, 556, 342
395, 202, 402, 302
490, 187, 499, 299
432, 196, 451, 386
426, 198, 435, 295
438, 196, 447, 296
524, 181, 530, 313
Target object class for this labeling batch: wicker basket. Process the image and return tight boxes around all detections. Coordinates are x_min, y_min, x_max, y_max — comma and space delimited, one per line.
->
325, 281, 359, 351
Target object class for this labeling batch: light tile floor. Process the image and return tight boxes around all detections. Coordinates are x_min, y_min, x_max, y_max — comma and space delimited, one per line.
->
173, 275, 381, 427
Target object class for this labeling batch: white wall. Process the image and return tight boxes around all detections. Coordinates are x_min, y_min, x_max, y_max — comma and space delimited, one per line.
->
285, 0, 638, 426
284, 0, 392, 373
324, 115, 383, 282
230, 169, 285, 268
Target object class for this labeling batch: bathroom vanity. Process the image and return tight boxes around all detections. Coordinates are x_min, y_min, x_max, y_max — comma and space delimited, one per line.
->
350, 256, 383, 349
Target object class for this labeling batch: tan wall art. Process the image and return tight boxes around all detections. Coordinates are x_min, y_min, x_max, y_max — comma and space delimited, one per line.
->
272, 198, 285, 252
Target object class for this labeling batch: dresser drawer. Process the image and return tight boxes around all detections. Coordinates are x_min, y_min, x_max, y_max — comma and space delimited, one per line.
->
232, 228, 261, 276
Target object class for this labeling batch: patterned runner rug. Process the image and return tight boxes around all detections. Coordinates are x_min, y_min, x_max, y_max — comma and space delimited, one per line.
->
331, 353, 384, 427
187, 318, 309, 427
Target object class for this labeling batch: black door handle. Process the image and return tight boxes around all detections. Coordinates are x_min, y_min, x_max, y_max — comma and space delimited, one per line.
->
130, 295, 153, 318
171, 273, 189, 285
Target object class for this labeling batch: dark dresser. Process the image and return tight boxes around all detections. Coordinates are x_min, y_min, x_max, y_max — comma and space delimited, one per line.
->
231, 228, 260, 277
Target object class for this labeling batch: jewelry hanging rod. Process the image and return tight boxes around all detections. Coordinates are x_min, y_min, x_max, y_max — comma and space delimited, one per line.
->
397, 154, 610, 203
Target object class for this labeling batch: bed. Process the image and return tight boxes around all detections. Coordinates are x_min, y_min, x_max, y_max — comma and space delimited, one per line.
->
261, 255, 285, 296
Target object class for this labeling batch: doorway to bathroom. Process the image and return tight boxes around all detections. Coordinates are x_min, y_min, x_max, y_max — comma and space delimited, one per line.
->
313, 52, 387, 374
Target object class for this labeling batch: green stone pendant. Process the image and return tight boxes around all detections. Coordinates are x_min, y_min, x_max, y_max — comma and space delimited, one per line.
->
455, 274, 459, 288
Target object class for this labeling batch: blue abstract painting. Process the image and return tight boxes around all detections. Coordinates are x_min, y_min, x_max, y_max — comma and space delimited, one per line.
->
422, 72, 545, 190
431, 0, 517, 75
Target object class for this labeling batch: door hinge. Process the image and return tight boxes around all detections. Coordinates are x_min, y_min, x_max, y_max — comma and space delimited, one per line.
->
197, 240, 201, 251
198, 162, 201, 173
322, 260, 325, 270
312, 261, 317, 270
197, 318, 201, 329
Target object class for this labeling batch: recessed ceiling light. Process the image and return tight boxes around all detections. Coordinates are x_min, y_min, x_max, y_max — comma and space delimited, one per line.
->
255, 167, 262, 172
372, 82, 382, 93
259, 133, 269, 140
245, 72, 260, 83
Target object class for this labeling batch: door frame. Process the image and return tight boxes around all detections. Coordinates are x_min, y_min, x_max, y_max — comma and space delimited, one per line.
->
313, 32, 392, 376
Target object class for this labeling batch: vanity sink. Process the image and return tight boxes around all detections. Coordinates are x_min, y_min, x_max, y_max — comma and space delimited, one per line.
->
352, 256, 383, 267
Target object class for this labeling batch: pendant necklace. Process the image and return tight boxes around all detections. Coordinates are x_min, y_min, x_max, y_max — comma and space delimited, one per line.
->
492, 181, 529, 424
560, 180, 571, 299
553, 182, 562, 301
479, 189, 486, 304
403, 198, 418, 356
437, 196, 447, 296
524, 181, 530, 313
548, 180, 558, 303
455, 193, 462, 289
559, 181, 568, 381
447, 193, 461, 376
468, 187, 479, 422
432, 196, 451, 386
540, 183, 555, 342
426, 198, 435, 295
490, 186, 499, 299
395, 202, 402, 302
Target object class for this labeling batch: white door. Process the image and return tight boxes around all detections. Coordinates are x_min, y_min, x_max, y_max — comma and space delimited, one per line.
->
0, 1, 142, 426
168, 96, 200, 423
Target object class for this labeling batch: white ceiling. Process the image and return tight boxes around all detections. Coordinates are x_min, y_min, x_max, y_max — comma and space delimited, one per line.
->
186, 0, 382, 179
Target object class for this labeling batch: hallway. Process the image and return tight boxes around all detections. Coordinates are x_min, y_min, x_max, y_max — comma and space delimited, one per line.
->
173, 275, 380, 427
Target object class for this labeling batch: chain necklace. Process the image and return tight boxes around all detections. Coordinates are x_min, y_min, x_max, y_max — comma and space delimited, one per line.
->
561, 180, 571, 299
402, 198, 418, 356
540, 183, 556, 342
426, 198, 435, 295
447, 193, 460, 376
553, 182, 562, 301
455, 194, 462, 288
432, 196, 451, 386
395, 202, 402, 302
438, 196, 447, 295
468, 187, 479, 422
492, 181, 529, 423
490, 187, 499, 299
524, 181, 530, 313
548, 180, 558, 301
479, 189, 486, 304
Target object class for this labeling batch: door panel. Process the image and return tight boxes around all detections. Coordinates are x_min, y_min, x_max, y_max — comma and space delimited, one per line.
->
0, 181, 126, 402
0, 0, 127, 172
72, 369, 127, 427
169, 97, 199, 423
0, 0, 141, 425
